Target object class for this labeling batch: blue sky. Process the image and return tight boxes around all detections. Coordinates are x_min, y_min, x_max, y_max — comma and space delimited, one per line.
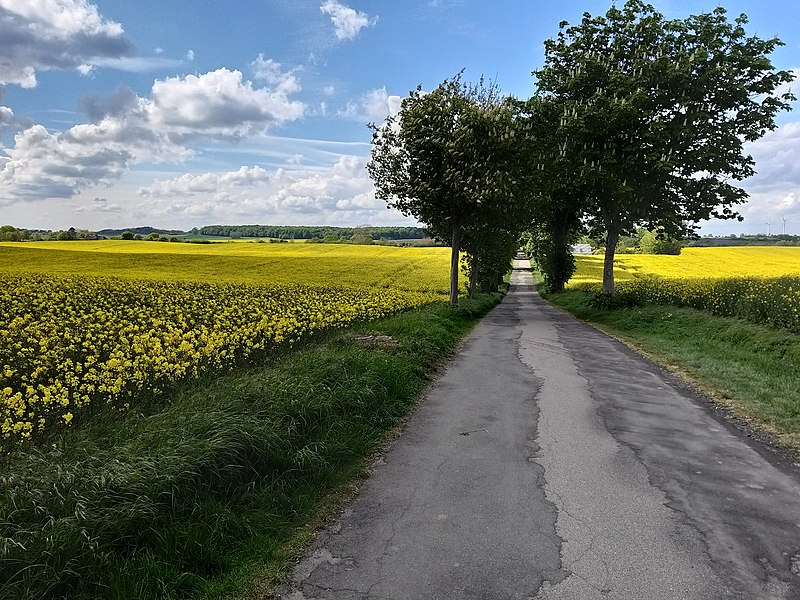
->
1, 0, 799, 235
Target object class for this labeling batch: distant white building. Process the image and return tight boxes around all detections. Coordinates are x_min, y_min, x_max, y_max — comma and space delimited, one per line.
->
571, 243, 593, 254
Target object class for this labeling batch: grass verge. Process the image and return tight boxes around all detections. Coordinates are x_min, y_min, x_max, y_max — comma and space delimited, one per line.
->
542, 288, 800, 454
0, 292, 502, 600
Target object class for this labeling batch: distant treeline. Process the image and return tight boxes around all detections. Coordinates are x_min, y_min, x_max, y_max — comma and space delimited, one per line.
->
97, 226, 186, 237
0, 225, 100, 241
195, 225, 426, 240
688, 234, 800, 247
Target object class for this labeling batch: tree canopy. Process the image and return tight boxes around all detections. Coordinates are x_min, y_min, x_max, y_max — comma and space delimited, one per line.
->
534, 0, 795, 293
368, 73, 529, 305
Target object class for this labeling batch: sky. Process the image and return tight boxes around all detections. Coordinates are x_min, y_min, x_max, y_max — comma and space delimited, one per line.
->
0, 0, 799, 235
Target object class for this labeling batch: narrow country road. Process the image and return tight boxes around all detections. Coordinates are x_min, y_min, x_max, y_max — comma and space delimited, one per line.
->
273, 261, 800, 600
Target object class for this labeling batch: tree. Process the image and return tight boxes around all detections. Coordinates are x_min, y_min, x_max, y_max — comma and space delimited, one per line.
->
0, 225, 22, 242
639, 229, 683, 254
517, 96, 588, 291
535, 0, 795, 293
368, 73, 525, 305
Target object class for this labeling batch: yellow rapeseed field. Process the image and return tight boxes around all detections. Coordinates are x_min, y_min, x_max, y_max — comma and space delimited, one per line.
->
0, 240, 451, 290
0, 241, 452, 449
569, 246, 800, 333
569, 247, 800, 286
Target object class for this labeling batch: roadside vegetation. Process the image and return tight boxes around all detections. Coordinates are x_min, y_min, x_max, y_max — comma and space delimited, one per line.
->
0, 292, 503, 600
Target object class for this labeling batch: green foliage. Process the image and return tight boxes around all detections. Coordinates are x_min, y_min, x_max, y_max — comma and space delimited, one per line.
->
524, 227, 576, 293
460, 229, 518, 294
350, 230, 374, 245
0, 226, 29, 242
534, 0, 795, 293
197, 225, 425, 241
368, 72, 529, 304
639, 229, 683, 255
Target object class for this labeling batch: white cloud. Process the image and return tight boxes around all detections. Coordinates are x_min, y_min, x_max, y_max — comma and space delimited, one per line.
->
715, 120, 800, 232
251, 55, 301, 94
185, 49, 195, 61
138, 166, 271, 197
340, 87, 402, 122
320, 1, 376, 41
0, 0, 133, 87
134, 155, 396, 224
745, 121, 800, 194
148, 68, 304, 139
0, 63, 305, 202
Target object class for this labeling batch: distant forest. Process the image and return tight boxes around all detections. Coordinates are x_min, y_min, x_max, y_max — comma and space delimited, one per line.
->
194, 225, 426, 240
688, 234, 800, 247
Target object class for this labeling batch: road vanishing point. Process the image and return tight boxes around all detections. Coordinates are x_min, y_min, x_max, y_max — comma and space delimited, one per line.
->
274, 260, 800, 600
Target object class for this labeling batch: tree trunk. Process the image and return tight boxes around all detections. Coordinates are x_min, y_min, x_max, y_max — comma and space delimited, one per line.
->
450, 223, 462, 306
552, 218, 569, 292
603, 228, 619, 295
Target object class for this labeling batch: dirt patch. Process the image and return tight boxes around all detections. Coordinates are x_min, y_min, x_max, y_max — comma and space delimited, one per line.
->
347, 334, 401, 350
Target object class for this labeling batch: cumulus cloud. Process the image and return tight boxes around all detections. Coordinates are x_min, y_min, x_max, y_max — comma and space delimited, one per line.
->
148, 68, 304, 138
320, 1, 376, 41
80, 85, 140, 122
138, 166, 271, 197
340, 87, 402, 122
744, 121, 800, 194
135, 155, 392, 224
0, 0, 133, 87
0, 63, 305, 202
251, 55, 301, 94
727, 120, 800, 231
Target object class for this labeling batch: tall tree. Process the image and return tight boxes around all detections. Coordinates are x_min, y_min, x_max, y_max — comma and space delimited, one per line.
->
535, 0, 795, 294
368, 73, 524, 305
517, 96, 588, 292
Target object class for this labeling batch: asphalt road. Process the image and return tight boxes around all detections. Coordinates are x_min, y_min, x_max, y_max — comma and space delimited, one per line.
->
273, 261, 800, 600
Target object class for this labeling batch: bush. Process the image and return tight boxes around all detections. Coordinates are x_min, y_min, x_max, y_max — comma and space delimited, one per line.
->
640, 230, 682, 255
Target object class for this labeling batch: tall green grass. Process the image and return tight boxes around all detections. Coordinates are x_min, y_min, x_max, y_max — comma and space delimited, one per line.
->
0, 293, 502, 600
